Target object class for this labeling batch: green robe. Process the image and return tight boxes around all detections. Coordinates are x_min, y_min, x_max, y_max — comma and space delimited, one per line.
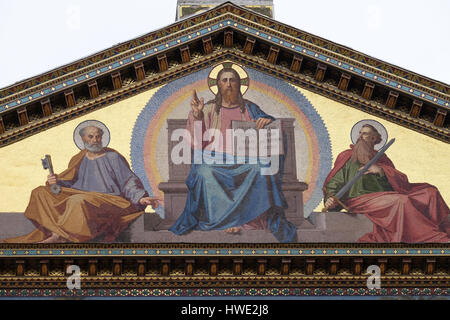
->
325, 160, 394, 203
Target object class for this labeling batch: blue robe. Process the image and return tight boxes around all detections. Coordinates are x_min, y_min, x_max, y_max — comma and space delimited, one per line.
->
169, 101, 297, 243
58, 151, 147, 211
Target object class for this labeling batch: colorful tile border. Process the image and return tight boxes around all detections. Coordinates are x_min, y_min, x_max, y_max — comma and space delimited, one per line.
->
0, 287, 448, 298
0, 247, 448, 258
1, 16, 448, 115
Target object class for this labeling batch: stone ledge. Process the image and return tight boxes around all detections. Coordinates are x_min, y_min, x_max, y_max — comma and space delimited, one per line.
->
0, 211, 374, 243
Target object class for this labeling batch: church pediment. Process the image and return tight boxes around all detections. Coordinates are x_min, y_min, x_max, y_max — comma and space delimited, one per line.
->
0, 1, 448, 147
0, 3, 449, 296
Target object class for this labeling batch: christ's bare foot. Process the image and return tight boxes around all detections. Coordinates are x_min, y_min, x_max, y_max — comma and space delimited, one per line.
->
38, 233, 66, 243
225, 227, 241, 234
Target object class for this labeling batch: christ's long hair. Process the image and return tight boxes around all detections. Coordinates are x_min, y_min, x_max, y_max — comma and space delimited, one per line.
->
350, 124, 381, 165
213, 68, 245, 114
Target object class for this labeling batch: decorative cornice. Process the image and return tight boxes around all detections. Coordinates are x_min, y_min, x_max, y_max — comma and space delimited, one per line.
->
0, 3, 448, 110
1, 243, 448, 258
0, 51, 448, 148
1, 244, 448, 297
0, 49, 450, 147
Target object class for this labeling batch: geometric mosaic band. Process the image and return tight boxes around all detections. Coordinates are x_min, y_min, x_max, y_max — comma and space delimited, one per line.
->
0, 247, 448, 257
0, 287, 448, 298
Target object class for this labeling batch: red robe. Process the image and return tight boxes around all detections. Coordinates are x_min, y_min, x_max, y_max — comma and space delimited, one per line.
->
324, 146, 450, 243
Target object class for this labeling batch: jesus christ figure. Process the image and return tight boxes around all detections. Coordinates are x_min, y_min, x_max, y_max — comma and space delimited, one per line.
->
169, 63, 297, 243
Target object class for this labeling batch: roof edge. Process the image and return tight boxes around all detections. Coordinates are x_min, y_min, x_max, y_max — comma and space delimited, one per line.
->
0, 1, 448, 100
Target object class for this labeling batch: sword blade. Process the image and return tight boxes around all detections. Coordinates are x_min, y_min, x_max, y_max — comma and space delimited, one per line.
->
334, 138, 395, 199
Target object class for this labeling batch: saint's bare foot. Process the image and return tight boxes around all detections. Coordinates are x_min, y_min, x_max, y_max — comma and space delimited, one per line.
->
37, 233, 66, 243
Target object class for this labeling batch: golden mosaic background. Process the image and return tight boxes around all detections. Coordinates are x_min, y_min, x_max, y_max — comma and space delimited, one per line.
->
0, 85, 448, 213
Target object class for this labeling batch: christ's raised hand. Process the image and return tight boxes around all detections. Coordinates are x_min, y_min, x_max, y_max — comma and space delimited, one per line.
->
191, 90, 204, 119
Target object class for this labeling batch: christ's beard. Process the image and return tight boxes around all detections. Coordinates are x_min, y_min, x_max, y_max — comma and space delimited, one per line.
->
351, 138, 376, 165
84, 141, 103, 153
221, 88, 240, 104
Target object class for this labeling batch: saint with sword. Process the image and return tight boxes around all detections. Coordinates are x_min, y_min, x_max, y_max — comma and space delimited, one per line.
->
322, 120, 449, 243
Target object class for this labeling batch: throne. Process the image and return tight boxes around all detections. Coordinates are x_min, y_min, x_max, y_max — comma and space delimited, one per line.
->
153, 118, 308, 230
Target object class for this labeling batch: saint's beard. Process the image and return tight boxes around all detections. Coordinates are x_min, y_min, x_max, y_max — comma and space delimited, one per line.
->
351, 137, 376, 165
84, 141, 103, 153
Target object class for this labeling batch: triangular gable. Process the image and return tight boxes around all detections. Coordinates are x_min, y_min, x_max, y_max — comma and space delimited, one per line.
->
0, 1, 448, 147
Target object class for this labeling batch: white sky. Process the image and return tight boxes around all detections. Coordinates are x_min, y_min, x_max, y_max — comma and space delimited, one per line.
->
0, 0, 449, 89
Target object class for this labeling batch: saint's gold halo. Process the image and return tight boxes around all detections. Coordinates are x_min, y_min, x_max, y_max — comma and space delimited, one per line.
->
207, 61, 249, 95
350, 119, 388, 151
73, 120, 111, 150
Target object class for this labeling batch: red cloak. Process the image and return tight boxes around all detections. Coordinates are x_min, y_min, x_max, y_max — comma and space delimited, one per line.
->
324, 146, 450, 243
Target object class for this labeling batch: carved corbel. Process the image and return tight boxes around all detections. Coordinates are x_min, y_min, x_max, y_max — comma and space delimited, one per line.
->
433, 109, 447, 127
314, 63, 327, 82
64, 89, 76, 108
40, 98, 53, 117
338, 73, 351, 91
243, 37, 256, 55
267, 46, 279, 64
134, 63, 146, 81
180, 46, 191, 64
224, 30, 233, 48
409, 100, 423, 118
17, 107, 29, 126
202, 36, 213, 54
88, 80, 99, 99
290, 55, 303, 73
111, 72, 122, 90
386, 91, 399, 109
157, 54, 168, 72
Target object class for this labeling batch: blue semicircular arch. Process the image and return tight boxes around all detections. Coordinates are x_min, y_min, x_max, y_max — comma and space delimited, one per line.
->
131, 67, 332, 217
